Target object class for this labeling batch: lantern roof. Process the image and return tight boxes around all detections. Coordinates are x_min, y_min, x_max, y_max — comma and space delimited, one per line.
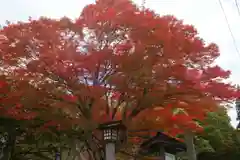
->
98, 120, 126, 130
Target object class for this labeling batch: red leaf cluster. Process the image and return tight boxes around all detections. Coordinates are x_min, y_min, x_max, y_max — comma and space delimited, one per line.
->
0, 77, 37, 120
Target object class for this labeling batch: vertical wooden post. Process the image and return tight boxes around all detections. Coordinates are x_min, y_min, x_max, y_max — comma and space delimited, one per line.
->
161, 146, 166, 160
105, 143, 115, 160
184, 130, 197, 160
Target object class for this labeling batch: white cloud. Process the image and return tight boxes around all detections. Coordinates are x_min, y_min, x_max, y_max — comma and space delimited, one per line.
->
0, 0, 239, 126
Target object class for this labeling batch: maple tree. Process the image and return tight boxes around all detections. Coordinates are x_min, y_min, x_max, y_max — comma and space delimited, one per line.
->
0, 0, 239, 159
0, 74, 78, 159
0, 73, 82, 159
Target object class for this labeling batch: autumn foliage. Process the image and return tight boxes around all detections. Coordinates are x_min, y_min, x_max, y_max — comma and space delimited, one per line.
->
0, 0, 238, 144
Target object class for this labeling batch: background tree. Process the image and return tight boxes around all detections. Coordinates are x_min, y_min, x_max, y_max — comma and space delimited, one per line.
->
196, 107, 240, 156
0, 74, 83, 159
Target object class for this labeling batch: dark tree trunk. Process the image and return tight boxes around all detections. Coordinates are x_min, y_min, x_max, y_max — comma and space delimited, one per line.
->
1, 132, 16, 160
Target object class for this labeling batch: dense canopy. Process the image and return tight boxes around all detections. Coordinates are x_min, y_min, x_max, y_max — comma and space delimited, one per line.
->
0, 0, 239, 159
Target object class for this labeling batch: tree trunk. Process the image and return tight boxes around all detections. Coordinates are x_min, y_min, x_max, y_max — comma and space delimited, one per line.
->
1, 132, 16, 160
184, 130, 197, 160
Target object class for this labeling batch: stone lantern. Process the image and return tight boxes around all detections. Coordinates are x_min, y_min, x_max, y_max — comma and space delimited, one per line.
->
99, 120, 127, 160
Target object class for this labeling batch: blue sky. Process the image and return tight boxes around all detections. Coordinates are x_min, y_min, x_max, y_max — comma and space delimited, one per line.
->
1, 0, 239, 126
